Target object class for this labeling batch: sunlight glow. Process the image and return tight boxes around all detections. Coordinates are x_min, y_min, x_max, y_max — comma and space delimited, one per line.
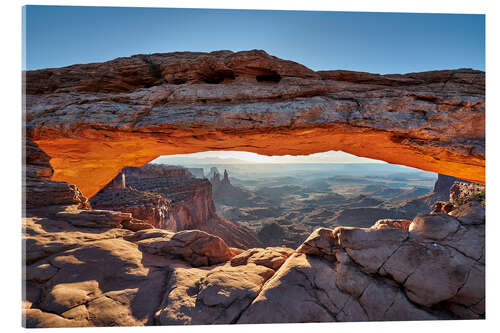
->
153, 150, 385, 165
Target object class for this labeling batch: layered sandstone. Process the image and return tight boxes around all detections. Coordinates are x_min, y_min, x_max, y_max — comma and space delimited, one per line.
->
24, 50, 484, 198
22, 49, 485, 327
90, 164, 261, 249
91, 187, 175, 229
23, 138, 89, 210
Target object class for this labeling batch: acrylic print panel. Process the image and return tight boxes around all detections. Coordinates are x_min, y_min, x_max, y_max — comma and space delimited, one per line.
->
22, 4, 485, 328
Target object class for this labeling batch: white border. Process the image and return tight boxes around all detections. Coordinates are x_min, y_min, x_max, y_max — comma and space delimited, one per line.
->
2, 1, 498, 332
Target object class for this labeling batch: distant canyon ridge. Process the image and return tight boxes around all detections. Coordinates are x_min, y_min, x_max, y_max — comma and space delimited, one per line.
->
24, 49, 484, 197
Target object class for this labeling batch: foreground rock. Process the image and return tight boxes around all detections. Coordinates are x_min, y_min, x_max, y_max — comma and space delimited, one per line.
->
25, 50, 484, 198
24, 196, 484, 326
131, 229, 232, 267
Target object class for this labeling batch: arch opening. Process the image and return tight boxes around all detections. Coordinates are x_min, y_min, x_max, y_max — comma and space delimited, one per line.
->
33, 123, 484, 201
89, 149, 440, 248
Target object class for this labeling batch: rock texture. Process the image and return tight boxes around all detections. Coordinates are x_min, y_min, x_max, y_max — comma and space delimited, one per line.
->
24, 50, 485, 198
24, 198, 485, 327
450, 181, 485, 205
22, 49, 486, 327
91, 185, 175, 229
23, 138, 89, 210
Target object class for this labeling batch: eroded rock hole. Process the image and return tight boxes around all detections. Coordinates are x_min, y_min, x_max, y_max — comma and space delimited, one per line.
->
141, 56, 163, 79
171, 78, 187, 85
201, 71, 236, 84
256, 71, 282, 83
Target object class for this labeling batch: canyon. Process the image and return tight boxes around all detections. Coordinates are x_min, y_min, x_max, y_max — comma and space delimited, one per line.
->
209, 165, 465, 248
90, 164, 260, 248
22, 50, 485, 327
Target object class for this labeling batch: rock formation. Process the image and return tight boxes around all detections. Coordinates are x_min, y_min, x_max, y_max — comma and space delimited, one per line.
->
90, 164, 261, 249
22, 140, 485, 327
449, 181, 485, 206
90, 187, 175, 229
210, 168, 252, 207
24, 50, 484, 198
381, 174, 466, 218
23, 138, 89, 210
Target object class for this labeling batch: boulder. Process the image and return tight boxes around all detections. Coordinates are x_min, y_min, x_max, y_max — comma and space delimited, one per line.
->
137, 230, 232, 266
371, 219, 412, 231
409, 213, 460, 240
230, 247, 294, 270
155, 263, 275, 325
296, 227, 337, 258
121, 218, 154, 232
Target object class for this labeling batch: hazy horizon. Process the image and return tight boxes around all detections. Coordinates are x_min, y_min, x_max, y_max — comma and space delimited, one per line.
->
152, 150, 386, 165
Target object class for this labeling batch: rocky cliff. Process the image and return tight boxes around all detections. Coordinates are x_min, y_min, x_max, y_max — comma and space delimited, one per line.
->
90, 164, 261, 249
386, 174, 468, 217
90, 186, 175, 229
24, 50, 484, 198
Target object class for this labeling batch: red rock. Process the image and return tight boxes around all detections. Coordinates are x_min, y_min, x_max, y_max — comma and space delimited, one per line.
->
24, 50, 484, 199
90, 164, 261, 249
136, 229, 232, 266
449, 181, 485, 204
371, 219, 412, 231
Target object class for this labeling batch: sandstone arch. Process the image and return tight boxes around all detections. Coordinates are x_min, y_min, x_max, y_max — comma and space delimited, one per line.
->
24, 50, 485, 198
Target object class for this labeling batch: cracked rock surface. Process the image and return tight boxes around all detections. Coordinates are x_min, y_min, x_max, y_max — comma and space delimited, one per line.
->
23, 196, 484, 326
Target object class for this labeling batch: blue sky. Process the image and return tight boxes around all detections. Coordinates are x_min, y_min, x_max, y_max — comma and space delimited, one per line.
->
23, 6, 484, 73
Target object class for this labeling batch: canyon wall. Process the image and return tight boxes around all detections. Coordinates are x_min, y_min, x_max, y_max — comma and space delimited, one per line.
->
24, 50, 484, 198
90, 164, 261, 249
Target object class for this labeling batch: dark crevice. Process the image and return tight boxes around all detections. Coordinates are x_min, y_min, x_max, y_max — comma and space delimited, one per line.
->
256, 71, 281, 83
414, 95, 438, 103
141, 57, 163, 80
170, 78, 187, 85
201, 71, 235, 84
